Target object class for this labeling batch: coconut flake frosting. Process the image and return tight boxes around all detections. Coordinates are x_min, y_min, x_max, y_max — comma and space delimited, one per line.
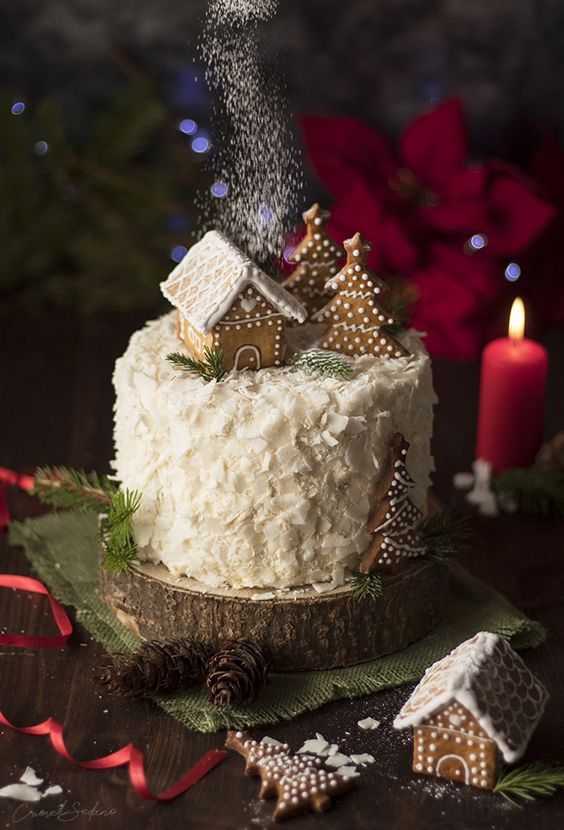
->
112, 313, 435, 590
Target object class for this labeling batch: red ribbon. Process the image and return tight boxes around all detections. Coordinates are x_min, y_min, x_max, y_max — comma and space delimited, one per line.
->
0, 709, 227, 800
0, 466, 34, 531
0, 574, 73, 649
0, 466, 228, 799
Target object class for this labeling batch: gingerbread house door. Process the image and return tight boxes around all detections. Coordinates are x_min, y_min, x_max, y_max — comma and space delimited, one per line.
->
436, 754, 470, 784
234, 345, 261, 370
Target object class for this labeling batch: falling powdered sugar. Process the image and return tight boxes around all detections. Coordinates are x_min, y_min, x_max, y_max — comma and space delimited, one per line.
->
209, 0, 279, 23
198, 0, 303, 266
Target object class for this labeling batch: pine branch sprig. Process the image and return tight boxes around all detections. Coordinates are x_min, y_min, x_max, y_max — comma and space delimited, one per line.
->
492, 468, 564, 517
33, 466, 117, 511
350, 572, 383, 601
418, 511, 472, 564
494, 762, 564, 808
100, 488, 141, 573
166, 347, 227, 383
293, 350, 351, 379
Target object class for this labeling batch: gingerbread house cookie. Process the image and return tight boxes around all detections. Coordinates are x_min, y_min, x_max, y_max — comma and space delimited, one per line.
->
160, 231, 306, 371
283, 204, 343, 318
394, 632, 549, 790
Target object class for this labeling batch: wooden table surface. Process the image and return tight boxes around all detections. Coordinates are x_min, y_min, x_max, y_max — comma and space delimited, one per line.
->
1, 314, 563, 830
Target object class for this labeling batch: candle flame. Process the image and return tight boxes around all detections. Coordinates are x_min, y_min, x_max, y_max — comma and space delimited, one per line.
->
508, 297, 525, 342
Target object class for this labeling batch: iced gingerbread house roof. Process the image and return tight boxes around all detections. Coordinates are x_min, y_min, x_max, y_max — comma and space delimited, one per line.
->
394, 632, 549, 763
161, 230, 307, 334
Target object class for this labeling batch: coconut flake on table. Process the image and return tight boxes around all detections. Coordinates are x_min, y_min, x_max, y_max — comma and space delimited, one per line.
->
358, 717, 380, 730
19, 767, 43, 787
0, 767, 63, 803
350, 753, 375, 765
324, 753, 352, 768
0, 783, 43, 803
297, 735, 329, 755
335, 766, 361, 780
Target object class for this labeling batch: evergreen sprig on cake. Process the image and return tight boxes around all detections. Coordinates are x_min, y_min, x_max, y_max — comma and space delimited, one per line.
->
100, 488, 142, 572
166, 347, 227, 383
350, 572, 383, 601
292, 350, 350, 379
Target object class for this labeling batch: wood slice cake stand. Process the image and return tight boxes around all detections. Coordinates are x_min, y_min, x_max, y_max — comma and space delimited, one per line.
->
100, 557, 449, 672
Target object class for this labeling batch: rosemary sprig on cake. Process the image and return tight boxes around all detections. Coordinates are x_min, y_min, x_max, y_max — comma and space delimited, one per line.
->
292, 350, 350, 379
418, 511, 472, 564
494, 762, 564, 807
350, 572, 383, 601
166, 347, 228, 383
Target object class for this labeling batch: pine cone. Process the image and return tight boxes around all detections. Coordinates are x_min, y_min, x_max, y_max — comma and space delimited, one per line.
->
96, 638, 211, 699
205, 639, 268, 708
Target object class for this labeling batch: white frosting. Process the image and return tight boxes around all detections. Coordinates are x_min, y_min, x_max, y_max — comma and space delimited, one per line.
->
112, 313, 435, 590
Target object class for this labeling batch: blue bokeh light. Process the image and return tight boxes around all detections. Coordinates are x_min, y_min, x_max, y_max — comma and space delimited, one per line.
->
470, 233, 487, 250
505, 262, 521, 282
283, 244, 296, 263
259, 205, 274, 225
191, 136, 210, 154
179, 118, 197, 135
33, 140, 49, 156
11, 101, 25, 116
170, 245, 188, 263
210, 181, 229, 198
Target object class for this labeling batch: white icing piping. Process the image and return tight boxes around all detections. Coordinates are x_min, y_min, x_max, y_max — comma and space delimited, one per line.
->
217, 313, 284, 325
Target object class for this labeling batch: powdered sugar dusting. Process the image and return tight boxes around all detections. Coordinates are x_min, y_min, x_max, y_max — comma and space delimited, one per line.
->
209, 0, 278, 23
198, 0, 303, 266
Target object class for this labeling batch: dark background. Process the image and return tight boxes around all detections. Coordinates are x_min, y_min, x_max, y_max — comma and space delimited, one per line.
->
0, 6, 563, 826
4, 0, 564, 156
2, 0, 564, 324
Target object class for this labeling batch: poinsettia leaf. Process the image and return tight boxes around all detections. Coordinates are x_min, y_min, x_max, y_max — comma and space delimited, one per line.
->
480, 163, 555, 255
410, 242, 498, 360
300, 115, 397, 198
400, 99, 468, 194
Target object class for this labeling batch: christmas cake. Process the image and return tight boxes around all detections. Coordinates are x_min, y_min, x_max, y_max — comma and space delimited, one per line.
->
112, 291, 434, 591
106, 222, 443, 669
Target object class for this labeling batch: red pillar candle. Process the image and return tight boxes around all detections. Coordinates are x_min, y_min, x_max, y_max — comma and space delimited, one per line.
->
476, 298, 548, 472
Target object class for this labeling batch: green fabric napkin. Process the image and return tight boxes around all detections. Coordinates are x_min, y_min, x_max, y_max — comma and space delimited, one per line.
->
9, 511, 545, 734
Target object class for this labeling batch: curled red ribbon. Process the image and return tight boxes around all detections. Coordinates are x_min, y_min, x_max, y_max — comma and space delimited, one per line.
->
0, 574, 73, 649
0, 709, 227, 800
0, 466, 34, 531
0, 468, 228, 799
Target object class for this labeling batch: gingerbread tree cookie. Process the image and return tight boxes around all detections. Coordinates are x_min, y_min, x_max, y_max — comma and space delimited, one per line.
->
283, 204, 344, 317
313, 232, 409, 358
225, 730, 354, 821
360, 432, 426, 574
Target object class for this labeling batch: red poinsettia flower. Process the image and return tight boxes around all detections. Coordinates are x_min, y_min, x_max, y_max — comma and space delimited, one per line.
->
299, 100, 554, 359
